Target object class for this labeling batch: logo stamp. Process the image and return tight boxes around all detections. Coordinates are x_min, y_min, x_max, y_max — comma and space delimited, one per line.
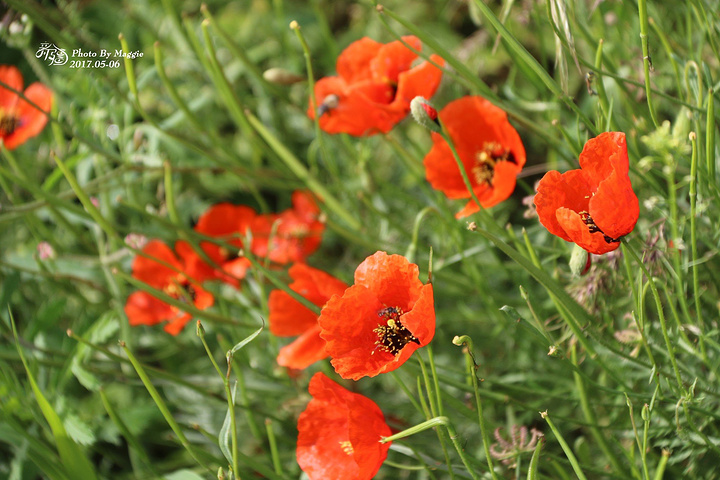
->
35, 42, 68, 66
35, 43, 143, 69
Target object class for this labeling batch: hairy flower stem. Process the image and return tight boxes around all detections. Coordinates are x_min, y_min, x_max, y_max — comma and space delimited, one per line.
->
454, 335, 499, 480
622, 241, 684, 392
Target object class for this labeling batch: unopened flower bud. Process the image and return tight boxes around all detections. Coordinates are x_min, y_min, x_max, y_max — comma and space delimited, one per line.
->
410, 96, 441, 133
37, 241, 55, 260
263, 67, 305, 85
569, 244, 590, 277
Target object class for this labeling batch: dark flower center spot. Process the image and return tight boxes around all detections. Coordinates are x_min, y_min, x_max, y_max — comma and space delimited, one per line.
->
165, 281, 197, 304
472, 142, 516, 186
372, 306, 420, 356
0, 112, 19, 136
317, 94, 340, 116
579, 211, 620, 244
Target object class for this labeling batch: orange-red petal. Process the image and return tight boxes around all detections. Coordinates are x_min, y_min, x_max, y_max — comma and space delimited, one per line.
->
336, 37, 382, 84
297, 373, 391, 480
4, 82, 53, 150
310, 37, 443, 136
132, 240, 184, 288
124, 291, 174, 328
318, 251, 435, 380
0, 65, 23, 110
353, 251, 423, 311
251, 192, 325, 265
124, 283, 214, 336
276, 324, 327, 369
393, 54, 445, 108
369, 36, 421, 84
534, 131, 638, 255
423, 96, 525, 217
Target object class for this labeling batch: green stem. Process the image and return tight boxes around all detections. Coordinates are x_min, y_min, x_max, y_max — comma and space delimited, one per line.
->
571, 344, 628, 477
382, 417, 481, 480
244, 110, 360, 230
688, 132, 708, 359
706, 89, 716, 183
621, 241, 684, 392
416, 356, 455, 479
540, 411, 588, 480
290, 20, 332, 176
265, 419, 283, 475
638, 0, 660, 127
469, 0, 596, 133
454, 335, 499, 480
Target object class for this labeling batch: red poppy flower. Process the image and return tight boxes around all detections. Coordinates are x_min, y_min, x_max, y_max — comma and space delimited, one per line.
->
318, 251, 435, 380
308, 36, 444, 136
269, 264, 348, 369
423, 96, 526, 218
251, 191, 325, 265
176, 203, 256, 287
0, 65, 53, 150
534, 132, 639, 255
297, 372, 392, 480
124, 240, 214, 335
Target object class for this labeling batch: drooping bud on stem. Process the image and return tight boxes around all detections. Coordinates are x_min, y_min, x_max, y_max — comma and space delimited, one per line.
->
410, 96, 441, 133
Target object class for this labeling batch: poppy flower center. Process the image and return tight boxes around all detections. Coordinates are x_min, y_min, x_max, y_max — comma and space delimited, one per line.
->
317, 94, 340, 116
164, 281, 197, 303
339, 441, 354, 456
579, 211, 620, 244
372, 306, 420, 356
0, 110, 19, 136
471, 142, 516, 186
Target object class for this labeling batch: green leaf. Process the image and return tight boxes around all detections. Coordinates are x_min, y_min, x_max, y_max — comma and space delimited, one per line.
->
218, 381, 237, 465
63, 414, 96, 447
230, 325, 264, 354
10, 310, 99, 480
70, 361, 100, 391
527, 438, 544, 480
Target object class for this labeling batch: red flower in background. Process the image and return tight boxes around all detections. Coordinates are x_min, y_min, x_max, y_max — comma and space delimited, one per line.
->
176, 203, 255, 287
0, 65, 53, 150
251, 191, 325, 264
308, 36, 444, 136
318, 251, 435, 380
124, 240, 213, 335
269, 264, 348, 369
297, 372, 392, 480
534, 132, 639, 255
423, 96, 526, 218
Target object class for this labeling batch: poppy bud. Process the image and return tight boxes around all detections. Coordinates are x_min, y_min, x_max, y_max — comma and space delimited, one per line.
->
263, 67, 304, 85
569, 244, 590, 277
410, 96, 441, 133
